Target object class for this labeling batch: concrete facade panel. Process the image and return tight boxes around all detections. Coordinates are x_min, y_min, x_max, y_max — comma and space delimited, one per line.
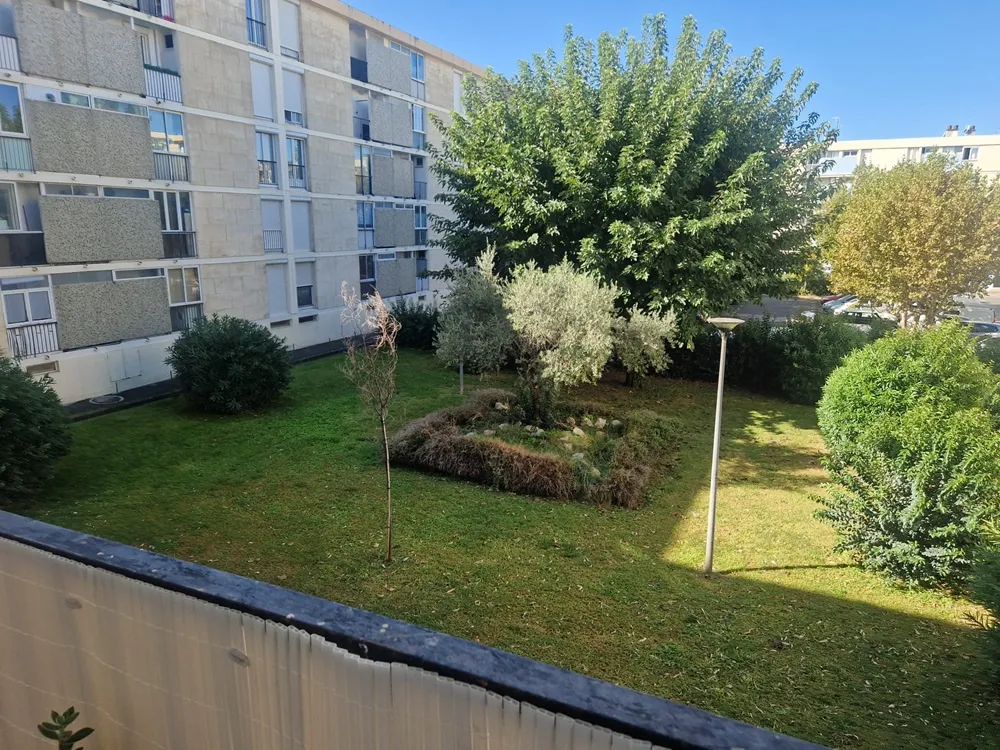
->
27, 101, 154, 179
14, 0, 144, 94
376, 257, 416, 298
311, 198, 357, 255
177, 33, 252, 118
308, 137, 355, 195
53, 278, 171, 349
173, 0, 247, 44
40, 196, 162, 263
300, 4, 350, 75
366, 39, 410, 93
192, 191, 263, 258
185, 114, 258, 188
199, 260, 267, 320
392, 152, 414, 198
374, 207, 412, 248
369, 95, 411, 148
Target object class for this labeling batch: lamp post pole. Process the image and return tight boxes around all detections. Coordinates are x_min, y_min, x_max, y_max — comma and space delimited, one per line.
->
703, 317, 743, 574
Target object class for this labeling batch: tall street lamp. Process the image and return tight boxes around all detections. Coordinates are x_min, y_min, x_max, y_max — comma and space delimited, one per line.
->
703, 316, 744, 574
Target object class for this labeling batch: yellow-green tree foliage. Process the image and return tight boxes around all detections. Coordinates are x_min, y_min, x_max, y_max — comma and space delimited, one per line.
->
825, 156, 1000, 324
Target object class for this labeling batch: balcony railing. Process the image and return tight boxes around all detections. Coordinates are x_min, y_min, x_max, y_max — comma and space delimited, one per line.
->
263, 229, 283, 253
413, 180, 427, 199
144, 64, 182, 103
153, 152, 189, 182
288, 163, 306, 188
0, 513, 818, 750
5, 320, 59, 358
0, 232, 45, 266
162, 231, 196, 259
414, 228, 428, 245
136, 0, 174, 20
258, 159, 277, 185
350, 56, 368, 82
0, 34, 20, 71
247, 17, 268, 48
353, 116, 370, 140
284, 109, 304, 127
170, 303, 202, 332
0, 135, 33, 172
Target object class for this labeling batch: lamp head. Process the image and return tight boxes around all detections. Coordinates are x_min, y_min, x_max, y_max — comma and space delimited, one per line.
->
706, 316, 744, 332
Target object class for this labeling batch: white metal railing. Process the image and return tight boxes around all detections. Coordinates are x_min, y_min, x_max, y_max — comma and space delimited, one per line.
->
153, 152, 189, 181
144, 64, 182, 103
136, 0, 174, 19
0, 135, 33, 171
263, 229, 284, 252
5, 321, 58, 358
0, 34, 19, 71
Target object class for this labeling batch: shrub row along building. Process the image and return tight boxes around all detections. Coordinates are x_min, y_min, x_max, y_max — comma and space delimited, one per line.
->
0, 0, 480, 403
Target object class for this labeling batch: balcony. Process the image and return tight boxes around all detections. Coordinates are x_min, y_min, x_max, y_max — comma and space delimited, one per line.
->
144, 64, 182, 104
5, 320, 59, 358
0, 135, 33, 172
0, 232, 45, 266
0, 513, 815, 750
247, 17, 268, 49
263, 229, 283, 253
353, 116, 371, 140
288, 163, 306, 189
136, 0, 174, 20
350, 56, 368, 82
413, 180, 427, 199
153, 152, 189, 182
162, 231, 196, 259
258, 159, 277, 186
0, 34, 19, 72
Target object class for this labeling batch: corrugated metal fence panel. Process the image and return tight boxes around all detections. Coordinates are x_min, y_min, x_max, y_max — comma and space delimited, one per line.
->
0, 538, 668, 750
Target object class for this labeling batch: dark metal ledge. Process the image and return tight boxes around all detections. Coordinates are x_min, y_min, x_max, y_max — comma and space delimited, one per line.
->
0, 511, 825, 750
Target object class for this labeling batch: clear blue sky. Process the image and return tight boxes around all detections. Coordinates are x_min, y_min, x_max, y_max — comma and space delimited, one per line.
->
349, 0, 1000, 140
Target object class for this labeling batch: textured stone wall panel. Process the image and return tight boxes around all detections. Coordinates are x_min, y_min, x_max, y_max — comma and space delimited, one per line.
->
173, 0, 247, 45
54, 278, 171, 349
177, 34, 252, 117
369, 96, 412, 148
15, 0, 143, 93
371, 153, 394, 196
28, 101, 154, 179
366, 39, 410, 93
393, 153, 414, 198
373, 206, 395, 248
376, 257, 416, 298
40, 197, 162, 263
391, 99, 413, 149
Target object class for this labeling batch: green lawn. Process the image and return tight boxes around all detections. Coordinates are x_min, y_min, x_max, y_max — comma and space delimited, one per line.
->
27, 352, 999, 748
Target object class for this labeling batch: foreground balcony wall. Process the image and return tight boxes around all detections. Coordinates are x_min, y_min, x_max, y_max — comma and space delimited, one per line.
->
0, 513, 822, 750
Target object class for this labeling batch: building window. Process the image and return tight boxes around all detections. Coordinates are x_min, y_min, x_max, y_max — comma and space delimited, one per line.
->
114, 268, 164, 281
411, 52, 425, 99
287, 136, 307, 188
246, 0, 268, 48
359, 254, 376, 297
0, 182, 18, 230
412, 105, 425, 150
104, 187, 151, 199
357, 201, 374, 248
963, 146, 979, 161
355, 146, 372, 194
167, 267, 202, 332
278, 0, 301, 59
414, 205, 427, 245
1, 276, 53, 326
416, 249, 429, 291
840, 149, 858, 157
94, 98, 147, 117
0, 84, 23, 134
282, 69, 304, 125
257, 132, 278, 185
42, 183, 98, 197
154, 190, 193, 232
291, 200, 312, 253
295, 262, 314, 308
149, 108, 185, 154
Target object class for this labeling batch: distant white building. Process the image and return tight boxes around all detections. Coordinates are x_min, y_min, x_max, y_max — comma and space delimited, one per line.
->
820, 124, 1000, 182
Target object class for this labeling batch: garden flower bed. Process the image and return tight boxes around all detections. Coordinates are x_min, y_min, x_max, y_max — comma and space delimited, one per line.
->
389, 389, 681, 508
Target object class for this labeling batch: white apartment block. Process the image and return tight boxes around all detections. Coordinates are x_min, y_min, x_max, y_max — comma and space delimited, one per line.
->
820, 124, 1000, 182
0, 0, 481, 404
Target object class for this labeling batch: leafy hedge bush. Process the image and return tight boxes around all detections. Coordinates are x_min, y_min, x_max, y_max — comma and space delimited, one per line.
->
165, 315, 291, 415
0, 357, 70, 507
389, 389, 681, 508
977, 336, 1000, 375
669, 314, 870, 405
817, 322, 1000, 586
389, 298, 438, 350
969, 524, 1000, 685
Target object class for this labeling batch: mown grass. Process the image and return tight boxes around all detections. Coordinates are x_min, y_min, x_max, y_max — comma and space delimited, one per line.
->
25, 351, 1000, 749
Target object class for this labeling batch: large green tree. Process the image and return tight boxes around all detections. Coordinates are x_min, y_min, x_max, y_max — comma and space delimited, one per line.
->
824, 156, 1000, 325
431, 15, 833, 321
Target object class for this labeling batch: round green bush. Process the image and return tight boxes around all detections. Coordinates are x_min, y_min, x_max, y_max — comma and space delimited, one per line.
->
165, 315, 291, 414
0, 357, 71, 507
775, 314, 869, 405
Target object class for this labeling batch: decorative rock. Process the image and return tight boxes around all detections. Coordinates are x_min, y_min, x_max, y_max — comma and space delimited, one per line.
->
483, 429, 496, 436
582, 417, 594, 428
524, 425, 537, 433
589, 467, 601, 478
572, 426, 586, 438
495, 402, 510, 411
566, 416, 576, 426
498, 423, 509, 429
595, 417, 607, 429
533, 428, 545, 437
571, 452, 585, 461
611, 419, 622, 428
465, 431, 477, 437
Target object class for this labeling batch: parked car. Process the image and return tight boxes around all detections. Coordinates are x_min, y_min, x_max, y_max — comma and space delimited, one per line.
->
823, 294, 856, 311
821, 293, 847, 303
967, 321, 1000, 338
836, 306, 897, 331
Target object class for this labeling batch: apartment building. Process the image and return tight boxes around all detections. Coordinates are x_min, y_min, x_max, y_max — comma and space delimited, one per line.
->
0, 0, 481, 404
820, 124, 1000, 183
